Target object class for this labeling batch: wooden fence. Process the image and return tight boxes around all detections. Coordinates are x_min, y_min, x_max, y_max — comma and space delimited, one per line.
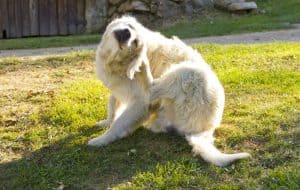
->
0, 0, 86, 39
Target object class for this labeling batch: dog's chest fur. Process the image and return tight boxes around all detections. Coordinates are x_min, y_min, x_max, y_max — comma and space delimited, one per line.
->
97, 51, 149, 100
100, 47, 140, 76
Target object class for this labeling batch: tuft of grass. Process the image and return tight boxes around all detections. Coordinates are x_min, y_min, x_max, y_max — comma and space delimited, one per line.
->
41, 80, 109, 128
261, 165, 300, 189
0, 42, 299, 189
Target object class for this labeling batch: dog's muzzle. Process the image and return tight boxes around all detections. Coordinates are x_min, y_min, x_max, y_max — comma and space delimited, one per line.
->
114, 28, 131, 44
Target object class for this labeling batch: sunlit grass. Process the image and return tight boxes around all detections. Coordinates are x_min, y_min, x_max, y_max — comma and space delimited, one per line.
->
0, 42, 299, 189
162, 0, 300, 38
41, 80, 109, 128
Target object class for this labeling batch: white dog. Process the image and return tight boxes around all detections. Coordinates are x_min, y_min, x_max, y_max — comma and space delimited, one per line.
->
150, 62, 250, 166
88, 16, 153, 147
88, 16, 250, 166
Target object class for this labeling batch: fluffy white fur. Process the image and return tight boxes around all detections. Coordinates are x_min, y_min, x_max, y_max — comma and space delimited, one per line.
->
88, 16, 250, 166
88, 16, 153, 147
150, 62, 250, 166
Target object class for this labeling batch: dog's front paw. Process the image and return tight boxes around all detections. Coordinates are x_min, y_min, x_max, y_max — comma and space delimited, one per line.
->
127, 62, 141, 80
127, 68, 136, 80
87, 135, 110, 147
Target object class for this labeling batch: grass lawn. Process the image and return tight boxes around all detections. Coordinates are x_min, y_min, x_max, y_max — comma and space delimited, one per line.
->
0, 42, 299, 189
0, 0, 300, 50
162, 0, 300, 38
0, 34, 101, 51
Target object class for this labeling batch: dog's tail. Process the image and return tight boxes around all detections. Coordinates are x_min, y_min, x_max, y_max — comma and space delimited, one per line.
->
186, 134, 250, 167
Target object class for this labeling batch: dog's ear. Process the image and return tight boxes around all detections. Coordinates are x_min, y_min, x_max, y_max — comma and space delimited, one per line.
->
127, 45, 149, 80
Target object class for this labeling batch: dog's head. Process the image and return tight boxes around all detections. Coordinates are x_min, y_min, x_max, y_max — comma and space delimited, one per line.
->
100, 16, 150, 80
102, 16, 145, 55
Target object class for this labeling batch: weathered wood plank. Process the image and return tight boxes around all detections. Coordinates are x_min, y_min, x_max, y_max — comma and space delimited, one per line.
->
57, 0, 68, 35
21, 0, 31, 36
0, 0, 3, 38
1, 0, 87, 38
76, 0, 85, 34
0, 0, 9, 38
14, 0, 23, 37
49, 0, 58, 35
0, 5, 2, 39
29, 0, 39, 36
7, 0, 16, 38
67, 0, 77, 34
39, 0, 50, 36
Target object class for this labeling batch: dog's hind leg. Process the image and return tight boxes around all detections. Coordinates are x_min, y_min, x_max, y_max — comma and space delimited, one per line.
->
88, 100, 149, 147
147, 107, 172, 133
150, 80, 176, 102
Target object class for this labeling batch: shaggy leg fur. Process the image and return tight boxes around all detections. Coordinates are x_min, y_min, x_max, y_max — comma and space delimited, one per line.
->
88, 101, 149, 146
96, 95, 117, 127
147, 107, 172, 133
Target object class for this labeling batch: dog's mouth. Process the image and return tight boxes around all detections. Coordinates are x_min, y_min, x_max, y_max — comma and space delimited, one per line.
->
118, 38, 139, 51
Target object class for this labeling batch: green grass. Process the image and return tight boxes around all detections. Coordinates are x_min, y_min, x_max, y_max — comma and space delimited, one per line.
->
0, 34, 101, 50
162, 0, 300, 38
0, 0, 300, 50
0, 42, 300, 189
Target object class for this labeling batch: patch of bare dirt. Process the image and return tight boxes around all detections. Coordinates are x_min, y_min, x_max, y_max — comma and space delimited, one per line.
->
0, 57, 95, 162
0, 59, 95, 126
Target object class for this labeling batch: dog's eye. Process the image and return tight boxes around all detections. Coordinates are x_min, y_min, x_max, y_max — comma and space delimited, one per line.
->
128, 24, 134, 30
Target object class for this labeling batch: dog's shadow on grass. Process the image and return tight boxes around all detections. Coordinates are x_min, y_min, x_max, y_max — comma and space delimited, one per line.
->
1, 125, 202, 189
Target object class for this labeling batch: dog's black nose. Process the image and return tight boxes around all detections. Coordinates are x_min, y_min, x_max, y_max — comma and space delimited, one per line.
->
114, 28, 131, 43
